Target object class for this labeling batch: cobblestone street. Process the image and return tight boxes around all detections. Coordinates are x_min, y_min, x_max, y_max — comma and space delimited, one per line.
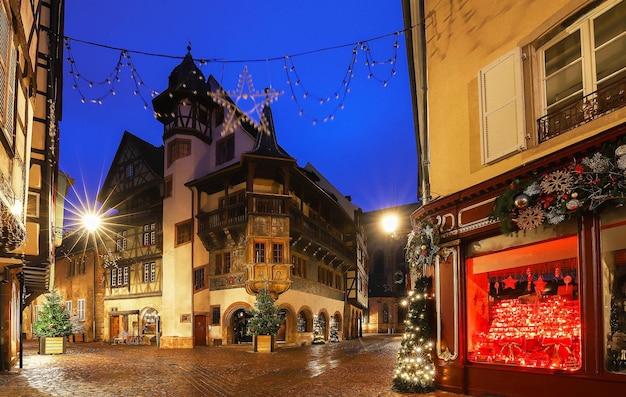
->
0, 334, 469, 397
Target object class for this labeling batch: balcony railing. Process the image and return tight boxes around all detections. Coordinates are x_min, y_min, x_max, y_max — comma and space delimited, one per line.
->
289, 208, 354, 260
538, 76, 626, 143
197, 203, 247, 233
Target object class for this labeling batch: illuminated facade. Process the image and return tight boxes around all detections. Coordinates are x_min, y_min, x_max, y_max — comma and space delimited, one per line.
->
403, 0, 626, 395
0, 1, 64, 370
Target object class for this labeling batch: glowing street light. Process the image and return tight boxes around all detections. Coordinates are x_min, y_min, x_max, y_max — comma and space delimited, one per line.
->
382, 214, 399, 235
82, 213, 102, 233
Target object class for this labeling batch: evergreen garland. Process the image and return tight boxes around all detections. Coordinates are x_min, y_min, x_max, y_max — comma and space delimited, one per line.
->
392, 277, 436, 394
33, 291, 73, 338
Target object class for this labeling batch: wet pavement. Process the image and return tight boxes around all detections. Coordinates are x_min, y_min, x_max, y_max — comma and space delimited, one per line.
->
0, 334, 470, 397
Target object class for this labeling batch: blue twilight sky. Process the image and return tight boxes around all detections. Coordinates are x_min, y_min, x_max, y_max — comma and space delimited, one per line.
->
59, 0, 418, 214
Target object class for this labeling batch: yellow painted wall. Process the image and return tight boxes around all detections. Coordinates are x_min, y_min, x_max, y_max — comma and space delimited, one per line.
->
421, 0, 616, 197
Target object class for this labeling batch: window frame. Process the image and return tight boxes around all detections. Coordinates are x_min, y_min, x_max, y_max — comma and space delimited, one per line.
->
216, 134, 235, 165
175, 219, 193, 246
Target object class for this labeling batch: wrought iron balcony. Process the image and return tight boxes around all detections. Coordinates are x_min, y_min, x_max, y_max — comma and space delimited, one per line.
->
538, 76, 626, 143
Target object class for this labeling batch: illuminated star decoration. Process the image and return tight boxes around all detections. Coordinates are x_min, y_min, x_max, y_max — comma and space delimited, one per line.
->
503, 276, 518, 290
533, 276, 547, 293
209, 66, 282, 137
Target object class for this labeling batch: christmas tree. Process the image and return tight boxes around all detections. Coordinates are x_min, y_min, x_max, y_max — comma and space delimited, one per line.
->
246, 288, 283, 336
329, 317, 340, 343
33, 291, 73, 338
312, 315, 326, 344
392, 276, 436, 393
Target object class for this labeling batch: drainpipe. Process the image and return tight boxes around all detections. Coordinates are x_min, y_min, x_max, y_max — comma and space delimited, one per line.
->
403, 0, 431, 204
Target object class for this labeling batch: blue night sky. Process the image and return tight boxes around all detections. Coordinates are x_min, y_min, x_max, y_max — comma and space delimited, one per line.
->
60, 0, 418, 214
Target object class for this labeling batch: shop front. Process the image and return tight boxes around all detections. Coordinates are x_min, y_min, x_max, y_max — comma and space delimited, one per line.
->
416, 129, 626, 396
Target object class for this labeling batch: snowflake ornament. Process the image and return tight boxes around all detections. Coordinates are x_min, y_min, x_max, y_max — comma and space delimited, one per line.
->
540, 170, 573, 194
582, 152, 610, 173
512, 206, 545, 230
523, 182, 541, 197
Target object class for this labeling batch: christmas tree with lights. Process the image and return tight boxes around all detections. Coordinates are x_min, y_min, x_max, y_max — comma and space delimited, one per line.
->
392, 276, 436, 393
246, 288, 283, 336
33, 291, 73, 338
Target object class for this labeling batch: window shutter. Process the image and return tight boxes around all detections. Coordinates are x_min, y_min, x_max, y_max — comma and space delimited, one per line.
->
479, 48, 526, 164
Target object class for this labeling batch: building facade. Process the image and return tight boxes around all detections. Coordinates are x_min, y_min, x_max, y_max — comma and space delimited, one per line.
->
0, 0, 64, 370
48, 50, 367, 349
403, 0, 626, 395
362, 203, 418, 334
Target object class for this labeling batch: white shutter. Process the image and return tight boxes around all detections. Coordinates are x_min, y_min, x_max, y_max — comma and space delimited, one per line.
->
479, 48, 526, 164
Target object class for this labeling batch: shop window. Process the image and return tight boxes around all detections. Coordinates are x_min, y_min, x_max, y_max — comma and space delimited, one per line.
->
601, 207, 626, 374
466, 233, 581, 370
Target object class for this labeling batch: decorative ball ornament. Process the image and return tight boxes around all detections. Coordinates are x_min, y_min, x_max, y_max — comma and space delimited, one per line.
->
514, 194, 529, 209
615, 144, 626, 158
566, 199, 580, 211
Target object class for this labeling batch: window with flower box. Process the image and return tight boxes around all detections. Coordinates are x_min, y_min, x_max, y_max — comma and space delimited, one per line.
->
465, 222, 581, 371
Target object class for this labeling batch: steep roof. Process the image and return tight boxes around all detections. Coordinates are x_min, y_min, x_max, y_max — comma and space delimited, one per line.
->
246, 102, 292, 159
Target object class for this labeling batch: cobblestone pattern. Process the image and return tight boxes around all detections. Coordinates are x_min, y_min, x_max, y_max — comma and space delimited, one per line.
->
0, 335, 469, 397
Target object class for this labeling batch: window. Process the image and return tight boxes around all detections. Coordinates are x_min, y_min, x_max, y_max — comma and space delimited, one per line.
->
194, 267, 206, 291
111, 267, 130, 287
65, 301, 72, 316
466, 229, 581, 371
143, 223, 156, 246
215, 252, 231, 275
0, 3, 15, 148
297, 311, 308, 333
77, 299, 85, 321
175, 219, 192, 246
254, 242, 265, 263
273, 243, 284, 264
211, 306, 221, 325
125, 163, 134, 179
116, 231, 127, 252
167, 138, 191, 167
216, 134, 235, 165
164, 175, 172, 198
292, 255, 307, 278
143, 262, 156, 283
601, 207, 626, 375
537, 0, 626, 140
214, 107, 224, 126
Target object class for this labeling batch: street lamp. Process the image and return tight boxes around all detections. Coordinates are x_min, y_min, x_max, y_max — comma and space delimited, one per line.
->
382, 214, 399, 238
82, 212, 102, 342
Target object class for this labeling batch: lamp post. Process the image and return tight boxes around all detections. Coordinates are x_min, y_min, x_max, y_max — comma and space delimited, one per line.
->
82, 212, 102, 342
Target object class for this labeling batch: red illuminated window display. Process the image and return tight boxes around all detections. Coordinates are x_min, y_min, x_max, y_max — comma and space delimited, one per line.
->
466, 237, 581, 370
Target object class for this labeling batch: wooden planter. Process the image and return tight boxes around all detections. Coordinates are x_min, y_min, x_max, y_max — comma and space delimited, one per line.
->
253, 335, 275, 352
39, 336, 66, 354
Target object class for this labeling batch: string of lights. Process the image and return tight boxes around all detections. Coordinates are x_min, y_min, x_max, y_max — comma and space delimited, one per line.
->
63, 26, 412, 125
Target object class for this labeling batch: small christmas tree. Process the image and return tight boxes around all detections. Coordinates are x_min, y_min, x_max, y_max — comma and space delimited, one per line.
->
246, 288, 283, 336
33, 291, 73, 338
329, 318, 340, 343
312, 315, 326, 344
392, 276, 436, 393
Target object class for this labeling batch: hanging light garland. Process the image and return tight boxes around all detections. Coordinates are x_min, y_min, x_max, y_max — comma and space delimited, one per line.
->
62, 28, 408, 124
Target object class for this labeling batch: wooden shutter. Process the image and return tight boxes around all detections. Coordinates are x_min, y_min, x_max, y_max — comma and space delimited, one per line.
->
479, 48, 526, 164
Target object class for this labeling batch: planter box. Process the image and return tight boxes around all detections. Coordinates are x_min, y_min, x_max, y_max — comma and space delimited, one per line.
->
253, 335, 275, 352
39, 337, 66, 354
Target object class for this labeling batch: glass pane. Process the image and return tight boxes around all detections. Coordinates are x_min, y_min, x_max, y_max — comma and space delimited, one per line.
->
601, 207, 626, 375
594, 0, 626, 47
546, 61, 583, 107
595, 34, 626, 82
545, 31, 581, 76
467, 234, 581, 370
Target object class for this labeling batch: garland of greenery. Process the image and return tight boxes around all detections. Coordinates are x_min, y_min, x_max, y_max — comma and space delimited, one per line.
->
405, 217, 440, 274
491, 140, 626, 234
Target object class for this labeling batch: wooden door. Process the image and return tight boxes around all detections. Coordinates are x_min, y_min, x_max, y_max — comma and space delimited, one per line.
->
194, 315, 206, 346
110, 316, 120, 342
